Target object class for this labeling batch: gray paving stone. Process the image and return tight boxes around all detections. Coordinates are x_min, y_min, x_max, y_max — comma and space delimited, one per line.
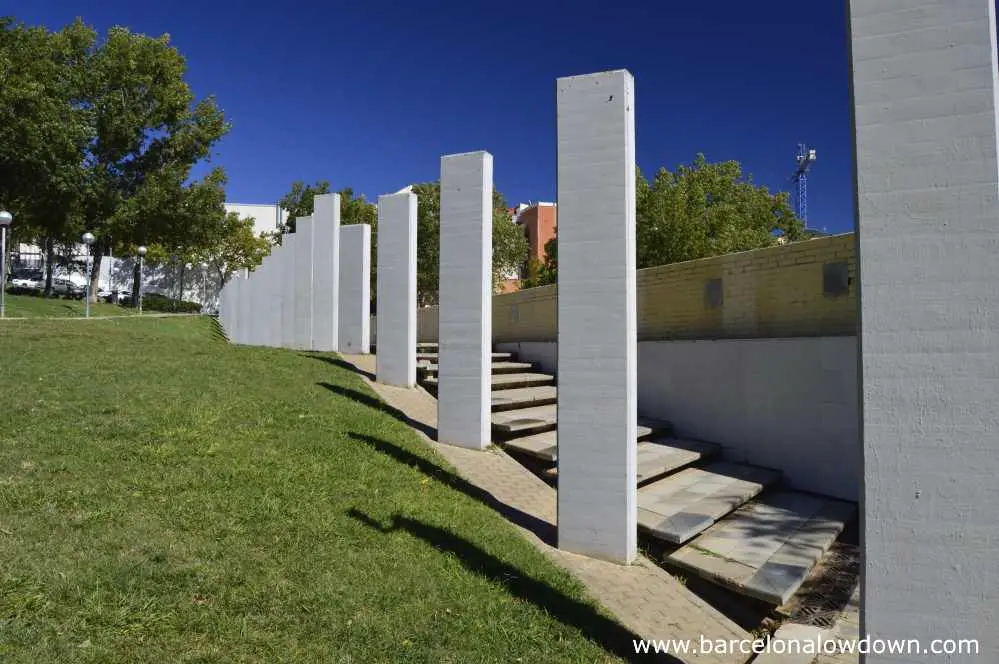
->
636, 438, 719, 484
424, 372, 555, 391
668, 491, 856, 605
501, 430, 559, 461
492, 404, 557, 434
491, 385, 558, 411
421, 360, 534, 375
637, 463, 780, 544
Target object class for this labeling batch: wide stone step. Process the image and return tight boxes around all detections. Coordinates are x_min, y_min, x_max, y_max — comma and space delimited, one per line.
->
417, 351, 513, 362
637, 462, 781, 545
499, 423, 664, 463
492, 404, 557, 435
422, 372, 555, 391
667, 491, 856, 605
491, 385, 558, 411
636, 438, 720, 484
419, 361, 535, 375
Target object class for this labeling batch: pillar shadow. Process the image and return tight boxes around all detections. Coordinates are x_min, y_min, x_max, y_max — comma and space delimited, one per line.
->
348, 432, 556, 546
348, 508, 669, 663
304, 353, 376, 380
318, 383, 437, 441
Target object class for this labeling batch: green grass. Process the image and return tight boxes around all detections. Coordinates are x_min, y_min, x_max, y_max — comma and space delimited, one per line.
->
2, 293, 136, 318
0, 317, 631, 662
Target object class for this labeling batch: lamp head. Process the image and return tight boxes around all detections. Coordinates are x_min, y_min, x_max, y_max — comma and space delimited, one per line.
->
137, 246, 147, 257
0, 211, 12, 227
82, 232, 95, 245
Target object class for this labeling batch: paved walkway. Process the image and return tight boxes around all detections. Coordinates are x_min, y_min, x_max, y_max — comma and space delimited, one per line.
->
341, 353, 750, 663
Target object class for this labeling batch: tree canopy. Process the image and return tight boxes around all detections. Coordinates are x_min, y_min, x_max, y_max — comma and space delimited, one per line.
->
523, 155, 804, 287
1, 17, 232, 299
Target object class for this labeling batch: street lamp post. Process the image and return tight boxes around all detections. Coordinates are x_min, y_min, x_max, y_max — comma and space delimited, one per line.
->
0, 210, 12, 319
137, 246, 147, 314
200, 262, 208, 312
81, 232, 95, 318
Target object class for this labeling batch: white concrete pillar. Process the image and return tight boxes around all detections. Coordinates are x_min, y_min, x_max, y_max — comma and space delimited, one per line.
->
313, 193, 341, 351
338, 224, 371, 354
281, 233, 296, 349
254, 257, 272, 347
237, 271, 252, 346
850, 0, 999, 655
376, 191, 418, 386
437, 151, 493, 449
265, 252, 282, 348
219, 280, 233, 340
293, 216, 314, 350
556, 70, 637, 564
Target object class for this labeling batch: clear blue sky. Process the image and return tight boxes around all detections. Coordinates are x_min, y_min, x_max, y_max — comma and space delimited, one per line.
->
19, 0, 856, 233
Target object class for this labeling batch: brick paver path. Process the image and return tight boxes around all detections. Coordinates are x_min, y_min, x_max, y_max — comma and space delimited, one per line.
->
342, 354, 750, 663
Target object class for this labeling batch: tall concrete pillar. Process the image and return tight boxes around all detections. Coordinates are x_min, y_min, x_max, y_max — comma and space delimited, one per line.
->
437, 151, 493, 449
266, 252, 282, 348
293, 216, 315, 350
376, 191, 418, 386
281, 232, 296, 349
850, 1, 999, 656
237, 271, 252, 346
220, 279, 234, 340
313, 193, 341, 352
338, 224, 371, 354
556, 70, 637, 564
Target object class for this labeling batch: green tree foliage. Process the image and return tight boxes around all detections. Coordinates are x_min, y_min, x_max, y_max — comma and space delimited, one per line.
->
410, 182, 528, 305
192, 212, 271, 286
276, 180, 331, 234
521, 237, 558, 288
524, 156, 804, 287
636, 155, 802, 268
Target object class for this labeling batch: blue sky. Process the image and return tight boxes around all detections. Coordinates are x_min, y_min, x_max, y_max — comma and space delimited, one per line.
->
18, 1, 856, 233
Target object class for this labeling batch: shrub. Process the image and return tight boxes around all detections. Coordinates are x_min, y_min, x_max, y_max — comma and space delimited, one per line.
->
139, 293, 202, 313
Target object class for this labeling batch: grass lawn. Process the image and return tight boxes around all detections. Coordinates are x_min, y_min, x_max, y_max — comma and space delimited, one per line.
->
2, 292, 135, 318
0, 317, 631, 662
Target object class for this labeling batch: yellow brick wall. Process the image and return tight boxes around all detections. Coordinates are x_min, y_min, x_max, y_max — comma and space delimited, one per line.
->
489, 233, 857, 342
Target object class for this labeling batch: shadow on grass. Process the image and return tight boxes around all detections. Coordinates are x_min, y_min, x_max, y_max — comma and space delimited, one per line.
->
348, 432, 556, 546
305, 353, 375, 380
348, 508, 666, 663
319, 382, 437, 440
209, 315, 229, 342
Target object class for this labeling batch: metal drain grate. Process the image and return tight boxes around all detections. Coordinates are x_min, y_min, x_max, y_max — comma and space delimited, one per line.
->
783, 542, 860, 628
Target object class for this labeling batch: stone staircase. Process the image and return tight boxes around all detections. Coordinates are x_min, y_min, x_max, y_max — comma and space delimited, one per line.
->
415, 343, 856, 608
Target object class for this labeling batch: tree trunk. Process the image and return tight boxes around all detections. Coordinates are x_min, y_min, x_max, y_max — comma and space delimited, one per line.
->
43, 237, 54, 298
88, 244, 103, 303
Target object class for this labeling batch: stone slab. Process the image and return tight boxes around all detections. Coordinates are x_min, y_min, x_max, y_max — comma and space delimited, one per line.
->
418, 352, 513, 362
338, 223, 370, 354
638, 463, 780, 544
635, 438, 719, 484
293, 216, 314, 350
491, 385, 559, 411
500, 423, 659, 463
312, 193, 341, 352
375, 191, 417, 386
492, 404, 557, 435
424, 372, 555, 391
420, 361, 534, 375
556, 69, 637, 563
668, 491, 856, 605
437, 151, 492, 449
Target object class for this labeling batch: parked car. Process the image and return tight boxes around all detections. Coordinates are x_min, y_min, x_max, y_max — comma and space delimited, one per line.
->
52, 278, 84, 299
10, 271, 44, 290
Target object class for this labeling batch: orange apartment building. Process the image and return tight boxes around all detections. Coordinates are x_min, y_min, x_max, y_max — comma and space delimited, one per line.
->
499, 202, 557, 292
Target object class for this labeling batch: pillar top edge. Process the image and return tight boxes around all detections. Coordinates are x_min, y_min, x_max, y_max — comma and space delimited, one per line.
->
557, 69, 633, 84
441, 150, 493, 161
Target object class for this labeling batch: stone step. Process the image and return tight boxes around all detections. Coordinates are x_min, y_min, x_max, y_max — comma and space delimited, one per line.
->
499, 423, 665, 463
417, 351, 514, 362
667, 491, 856, 605
636, 438, 720, 484
422, 372, 555, 391
637, 462, 781, 545
416, 343, 438, 350
491, 385, 558, 412
492, 404, 557, 435
419, 361, 535, 376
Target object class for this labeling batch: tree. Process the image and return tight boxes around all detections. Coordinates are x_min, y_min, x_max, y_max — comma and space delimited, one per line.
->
276, 180, 331, 234
636, 155, 802, 269
192, 211, 271, 287
526, 156, 804, 287
0, 18, 93, 295
410, 182, 529, 304
74, 23, 230, 300
521, 237, 557, 288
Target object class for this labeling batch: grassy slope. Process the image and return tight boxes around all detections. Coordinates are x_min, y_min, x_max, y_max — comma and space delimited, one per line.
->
0, 317, 628, 663
2, 293, 135, 318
